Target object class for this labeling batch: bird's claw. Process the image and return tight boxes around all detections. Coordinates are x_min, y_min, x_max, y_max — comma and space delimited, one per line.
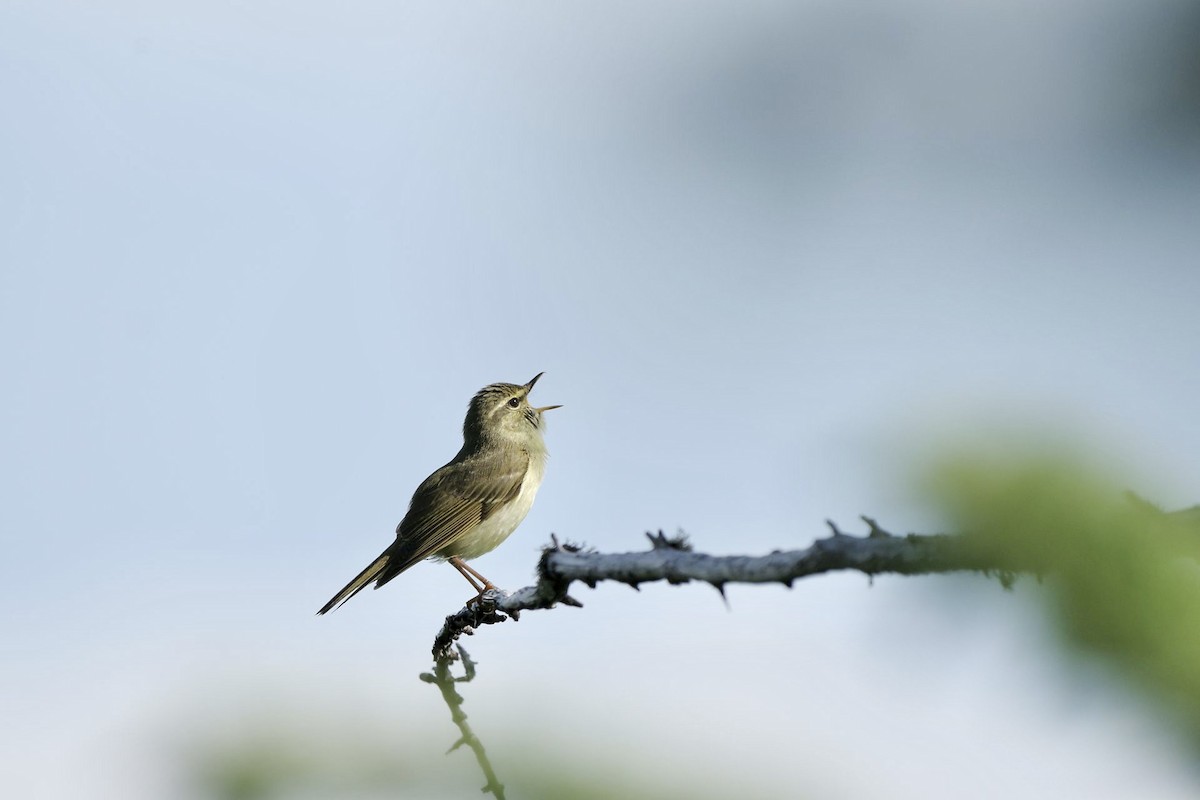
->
465, 586, 504, 610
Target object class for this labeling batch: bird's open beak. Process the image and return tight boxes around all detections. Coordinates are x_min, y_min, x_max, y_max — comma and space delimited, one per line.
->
525, 372, 561, 411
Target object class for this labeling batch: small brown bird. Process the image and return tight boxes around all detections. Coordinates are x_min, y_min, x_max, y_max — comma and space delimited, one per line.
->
318, 373, 560, 614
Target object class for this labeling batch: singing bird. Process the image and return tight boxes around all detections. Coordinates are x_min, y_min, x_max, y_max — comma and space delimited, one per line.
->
318, 373, 560, 614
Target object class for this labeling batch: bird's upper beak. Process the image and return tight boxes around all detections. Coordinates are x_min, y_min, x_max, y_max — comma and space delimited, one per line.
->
524, 372, 562, 412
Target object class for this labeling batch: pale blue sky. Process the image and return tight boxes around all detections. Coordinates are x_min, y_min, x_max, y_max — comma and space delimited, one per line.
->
3, 1, 1200, 797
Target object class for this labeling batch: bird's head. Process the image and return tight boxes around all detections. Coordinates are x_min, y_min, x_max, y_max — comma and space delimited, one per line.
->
463, 372, 561, 448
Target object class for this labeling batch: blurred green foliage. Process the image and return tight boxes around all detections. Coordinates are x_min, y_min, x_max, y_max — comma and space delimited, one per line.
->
927, 454, 1200, 745
185, 727, 416, 800
182, 716, 743, 800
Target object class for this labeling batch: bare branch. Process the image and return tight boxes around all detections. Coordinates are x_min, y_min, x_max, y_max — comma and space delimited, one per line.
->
432, 520, 1010, 659
419, 646, 506, 799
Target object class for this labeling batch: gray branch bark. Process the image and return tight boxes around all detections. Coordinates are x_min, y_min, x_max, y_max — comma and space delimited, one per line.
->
432, 517, 1012, 660
419, 646, 506, 799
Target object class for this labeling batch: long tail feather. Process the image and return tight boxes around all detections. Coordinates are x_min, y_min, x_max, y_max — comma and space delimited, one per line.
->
317, 553, 390, 614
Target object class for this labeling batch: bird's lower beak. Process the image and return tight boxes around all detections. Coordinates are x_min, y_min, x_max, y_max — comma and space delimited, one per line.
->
525, 373, 559, 410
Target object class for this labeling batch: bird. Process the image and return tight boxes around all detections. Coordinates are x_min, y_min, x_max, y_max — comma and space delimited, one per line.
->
317, 373, 561, 614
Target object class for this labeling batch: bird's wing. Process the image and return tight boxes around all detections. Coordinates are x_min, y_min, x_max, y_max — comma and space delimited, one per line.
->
374, 449, 530, 586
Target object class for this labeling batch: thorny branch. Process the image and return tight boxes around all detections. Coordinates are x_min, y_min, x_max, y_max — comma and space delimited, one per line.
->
419, 646, 506, 799
431, 517, 1018, 660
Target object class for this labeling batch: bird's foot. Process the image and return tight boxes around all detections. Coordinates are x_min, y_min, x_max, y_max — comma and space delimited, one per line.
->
465, 585, 502, 609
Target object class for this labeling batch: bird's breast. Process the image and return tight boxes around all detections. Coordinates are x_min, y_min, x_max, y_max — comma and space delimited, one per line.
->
444, 456, 545, 561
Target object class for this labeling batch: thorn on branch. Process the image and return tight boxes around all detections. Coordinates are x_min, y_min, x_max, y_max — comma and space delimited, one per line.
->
861, 515, 891, 538
826, 519, 846, 537
547, 532, 587, 554
646, 530, 692, 551
457, 646, 478, 681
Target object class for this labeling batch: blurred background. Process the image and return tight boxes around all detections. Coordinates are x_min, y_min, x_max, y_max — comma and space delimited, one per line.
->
3, 0, 1200, 797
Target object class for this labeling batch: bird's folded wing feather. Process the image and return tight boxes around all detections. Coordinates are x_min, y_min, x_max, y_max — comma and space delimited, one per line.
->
378, 450, 529, 581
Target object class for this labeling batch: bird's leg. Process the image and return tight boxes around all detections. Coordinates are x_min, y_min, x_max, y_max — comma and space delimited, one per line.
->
456, 558, 498, 591
448, 561, 494, 597
448, 557, 486, 592
448, 557, 499, 606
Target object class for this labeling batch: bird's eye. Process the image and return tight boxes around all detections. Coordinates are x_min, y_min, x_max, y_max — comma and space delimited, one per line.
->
507, 397, 521, 408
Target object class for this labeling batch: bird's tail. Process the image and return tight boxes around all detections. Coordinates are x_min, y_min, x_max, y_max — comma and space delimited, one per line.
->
317, 553, 390, 615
